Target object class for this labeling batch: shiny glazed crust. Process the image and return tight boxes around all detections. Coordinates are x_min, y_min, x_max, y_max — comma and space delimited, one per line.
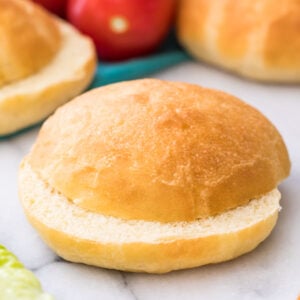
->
19, 160, 280, 273
0, 0, 61, 86
177, 0, 300, 82
28, 79, 290, 222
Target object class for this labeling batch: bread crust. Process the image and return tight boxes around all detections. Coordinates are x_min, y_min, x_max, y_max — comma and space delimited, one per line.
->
0, 0, 61, 86
28, 79, 290, 222
19, 159, 279, 273
177, 0, 300, 82
26, 211, 278, 273
0, 19, 96, 136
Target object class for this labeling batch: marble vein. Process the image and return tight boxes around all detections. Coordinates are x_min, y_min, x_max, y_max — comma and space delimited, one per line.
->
31, 256, 62, 273
121, 272, 139, 300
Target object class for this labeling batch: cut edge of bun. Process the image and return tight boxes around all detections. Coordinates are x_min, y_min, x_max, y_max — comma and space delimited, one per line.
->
19, 159, 280, 273
0, 18, 96, 136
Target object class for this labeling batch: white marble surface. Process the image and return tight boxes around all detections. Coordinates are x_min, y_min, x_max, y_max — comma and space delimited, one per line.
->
1, 62, 300, 300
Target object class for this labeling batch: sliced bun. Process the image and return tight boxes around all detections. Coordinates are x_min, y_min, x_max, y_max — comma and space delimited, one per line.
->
0, 0, 96, 136
19, 79, 290, 273
19, 159, 280, 273
0, 0, 61, 86
177, 0, 300, 82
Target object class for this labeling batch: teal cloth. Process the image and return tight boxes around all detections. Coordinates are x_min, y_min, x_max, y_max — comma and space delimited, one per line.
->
90, 50, 189, 88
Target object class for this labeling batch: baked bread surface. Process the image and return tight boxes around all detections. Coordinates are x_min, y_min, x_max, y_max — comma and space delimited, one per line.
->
27, 79, 290, 222
0, 0, 61, 87
0, 0, 96, 136
177, 0, 300, 82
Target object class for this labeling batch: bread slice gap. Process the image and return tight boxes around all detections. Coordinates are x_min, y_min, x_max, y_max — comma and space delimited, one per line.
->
19, 159, 280, 272
19, 159, 280, 243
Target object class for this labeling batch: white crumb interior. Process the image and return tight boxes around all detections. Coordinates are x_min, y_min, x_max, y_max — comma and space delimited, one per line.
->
0, 20, 92, 99
20, 161, 281, 244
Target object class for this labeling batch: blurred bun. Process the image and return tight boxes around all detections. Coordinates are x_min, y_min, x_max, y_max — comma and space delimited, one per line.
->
177, 0, 300, 82
0, 0, 96, 136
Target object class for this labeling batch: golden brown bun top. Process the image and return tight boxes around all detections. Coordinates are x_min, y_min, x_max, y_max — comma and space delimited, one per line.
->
28, 79, 290, 222
0, 0, 61, 87
178, 0, 300, 72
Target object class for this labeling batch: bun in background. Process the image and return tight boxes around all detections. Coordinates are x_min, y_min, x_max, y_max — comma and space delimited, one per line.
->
177, 0, 300, 82
0, 0, 96, 136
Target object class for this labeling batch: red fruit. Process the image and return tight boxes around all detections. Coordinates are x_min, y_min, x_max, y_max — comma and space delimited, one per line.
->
32, 0, 67, 17
67, 0, 175, 61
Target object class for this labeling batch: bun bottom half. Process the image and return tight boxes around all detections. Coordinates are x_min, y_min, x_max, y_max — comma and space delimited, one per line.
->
0, 19, 96, 136
19, 159, 280, 273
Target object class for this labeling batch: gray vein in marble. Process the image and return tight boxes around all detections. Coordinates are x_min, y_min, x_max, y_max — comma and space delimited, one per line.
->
121, 272, 139, 300
31, 256, 62, 273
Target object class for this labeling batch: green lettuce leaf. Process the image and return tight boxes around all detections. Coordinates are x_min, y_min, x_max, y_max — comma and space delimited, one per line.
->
0, 245, 54, 300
